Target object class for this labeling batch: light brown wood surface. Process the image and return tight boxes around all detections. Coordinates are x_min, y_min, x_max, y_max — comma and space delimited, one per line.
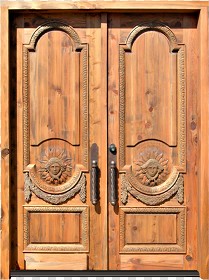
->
0, 6, 10, 280
1, 5, 209, 279
25, 253, 87, 270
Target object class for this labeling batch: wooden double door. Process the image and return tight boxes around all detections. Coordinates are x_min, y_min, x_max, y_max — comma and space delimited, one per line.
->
10, 11, 202, 271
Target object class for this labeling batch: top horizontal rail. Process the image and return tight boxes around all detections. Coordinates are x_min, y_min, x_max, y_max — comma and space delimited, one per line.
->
0, 1, 208, 10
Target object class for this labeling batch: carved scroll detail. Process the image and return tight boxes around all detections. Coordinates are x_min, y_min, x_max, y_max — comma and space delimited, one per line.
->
176, 174, 184, 204
121, 173, 184, 205
24, 171, 86, 204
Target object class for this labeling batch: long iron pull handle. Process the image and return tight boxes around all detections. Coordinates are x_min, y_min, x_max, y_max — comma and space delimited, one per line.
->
91, 160, 99, 205
110, 161, 117, 206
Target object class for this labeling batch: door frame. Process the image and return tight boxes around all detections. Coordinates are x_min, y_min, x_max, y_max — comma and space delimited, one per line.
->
1, 2, 208, 279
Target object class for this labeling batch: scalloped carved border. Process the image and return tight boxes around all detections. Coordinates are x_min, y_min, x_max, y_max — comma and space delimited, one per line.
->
119, 22, 186, 172
121, 173, 184, 205
126, 167, 179, 195
24, 170, 86, 204
23, 206, 89, 252
119, 206, 186, 253
23, 21, 88, 169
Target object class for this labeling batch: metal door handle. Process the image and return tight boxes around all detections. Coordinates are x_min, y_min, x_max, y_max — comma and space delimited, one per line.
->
110, 161, 117, 206
91, 160, 99, 205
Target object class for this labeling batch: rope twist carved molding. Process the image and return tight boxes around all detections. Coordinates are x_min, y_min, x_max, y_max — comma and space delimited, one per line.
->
178, 46, 186, 170
125, 22, 178, 50
28, 21, 81, 50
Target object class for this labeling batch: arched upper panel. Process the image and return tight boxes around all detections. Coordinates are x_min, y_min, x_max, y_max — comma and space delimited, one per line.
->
119, 22, 186, 171
26, 21, 82, 51
23, 20, 89, 170
125, 22, 178, 51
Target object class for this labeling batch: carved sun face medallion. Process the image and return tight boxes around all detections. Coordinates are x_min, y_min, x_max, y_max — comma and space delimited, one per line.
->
133, 149, 169, 187
38, 148, 72, 185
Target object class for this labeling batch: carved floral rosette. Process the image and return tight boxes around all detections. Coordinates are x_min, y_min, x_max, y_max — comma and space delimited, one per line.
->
24, 150, 86, 204
121, 149, 184, 205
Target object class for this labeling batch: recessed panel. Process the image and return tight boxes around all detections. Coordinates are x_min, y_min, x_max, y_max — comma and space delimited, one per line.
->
125, 213, 176, 244
30, 212, 80, 244
30, 30, 80, 146
24, 206, 89, 252
120, 207, 186, 253
125, 31, 177, 147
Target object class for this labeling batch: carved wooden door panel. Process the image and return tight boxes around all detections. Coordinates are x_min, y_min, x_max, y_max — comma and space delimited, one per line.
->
108, 13, 199, 270
11, 12, 107, 270
11, 10, 201, 272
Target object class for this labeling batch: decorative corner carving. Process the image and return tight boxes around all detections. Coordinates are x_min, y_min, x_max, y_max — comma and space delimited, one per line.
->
121, 174, 128, 204
176, 174, 184, 204
24, 172, 32, 202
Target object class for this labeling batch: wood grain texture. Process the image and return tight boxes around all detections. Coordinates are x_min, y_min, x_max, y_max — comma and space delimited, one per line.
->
198, 7, 209, 279
125, 213, 177, 244
88, 13, 108, 270
108, 12, 200, 270
29, 30, 80, 146
120, 254, 184, 270
125, 30, 176, 146
25, 253, 87, 270
29, 212, 80, 243
0, 6, 10, 280
120, 206, 186, 253
1, 6, 209, 276
1, 2, 209, 10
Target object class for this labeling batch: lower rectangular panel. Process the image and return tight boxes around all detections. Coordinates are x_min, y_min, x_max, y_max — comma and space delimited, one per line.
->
25, 253, 87, 270
119, 206, 186, 253
23, 205, 89, 252
120, 255, 184, 270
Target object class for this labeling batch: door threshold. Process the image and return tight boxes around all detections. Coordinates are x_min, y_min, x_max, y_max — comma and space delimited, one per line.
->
11, 270, 200, 277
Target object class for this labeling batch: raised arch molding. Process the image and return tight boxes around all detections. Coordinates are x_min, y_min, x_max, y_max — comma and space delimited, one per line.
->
26, 20, 82, 50
23, 20, 89, 204
119, 22, 186, 171
125, 21, 178, 51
